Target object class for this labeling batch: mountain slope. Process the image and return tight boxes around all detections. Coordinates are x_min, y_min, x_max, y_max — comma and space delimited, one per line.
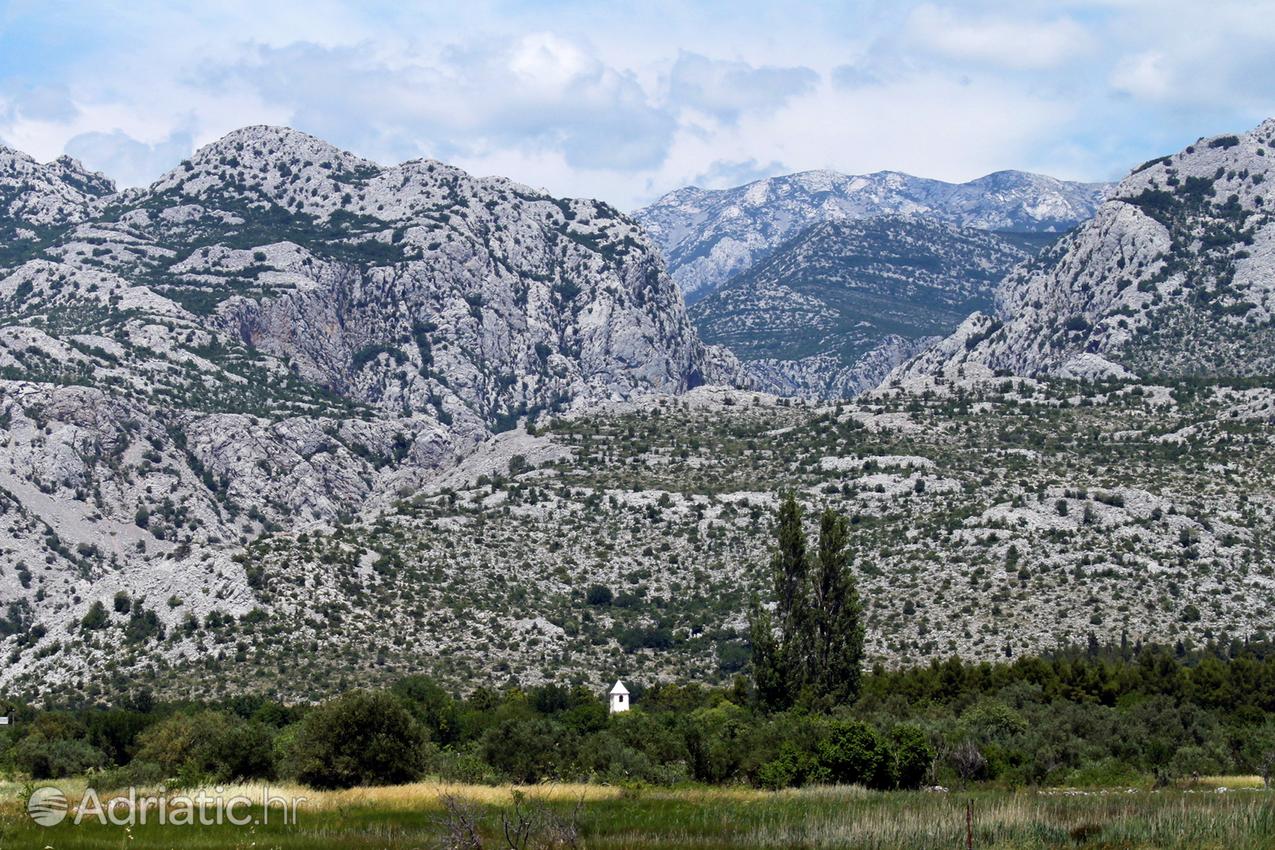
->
889, 118, 1275, 387
689, 216, 1030, 397
6, 379, 1275, 702
0, 147, 115, 266
0, 126, 737, 693
635, 169, 1109, 303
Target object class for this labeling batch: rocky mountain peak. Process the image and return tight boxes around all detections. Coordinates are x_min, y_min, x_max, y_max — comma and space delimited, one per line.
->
0, 145, 115, 233
635, 167, 1110, 303
147, 125, 380, 214
886, 116, 1275, 389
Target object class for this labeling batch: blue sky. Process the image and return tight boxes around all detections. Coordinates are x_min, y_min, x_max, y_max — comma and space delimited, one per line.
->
2, 0, 1274, 208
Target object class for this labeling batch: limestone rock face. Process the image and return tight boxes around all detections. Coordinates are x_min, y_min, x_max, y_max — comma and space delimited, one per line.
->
0, 126, 731, 690
888, 118, 1275, 387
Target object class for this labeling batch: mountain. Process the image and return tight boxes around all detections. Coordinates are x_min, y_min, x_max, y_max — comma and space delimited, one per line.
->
889, 118, 1275, 388
688, 216, 1031, 397
0, 147, 115, 266
635, 169, 1110, 304
0, 126, 742, 695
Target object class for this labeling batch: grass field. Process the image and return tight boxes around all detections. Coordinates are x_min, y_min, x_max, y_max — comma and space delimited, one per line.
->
0, 780, 1271, 849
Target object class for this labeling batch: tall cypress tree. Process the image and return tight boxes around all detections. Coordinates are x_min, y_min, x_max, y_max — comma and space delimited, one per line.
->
748, 494, 865, 711
809, 508, 865, 706
747, 594, 785, 711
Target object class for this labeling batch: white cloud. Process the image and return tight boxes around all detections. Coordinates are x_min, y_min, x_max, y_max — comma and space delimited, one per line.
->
208, 37, 677, 173
1110, 52, 1173, 101
0, 1, 1272, 208
64, 130, 194, 187
905, 4, 1091, 70
667, 52, 818, 124
690, 158, 789, 189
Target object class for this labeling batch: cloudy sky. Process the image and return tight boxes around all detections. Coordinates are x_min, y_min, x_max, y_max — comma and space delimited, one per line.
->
1, 0, 1274, 208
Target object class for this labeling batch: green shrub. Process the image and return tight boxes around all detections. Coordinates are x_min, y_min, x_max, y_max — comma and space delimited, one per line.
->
80, 601, 108, 631
481, 718, 577, 783
585, 584, 613, 606
286, 690, 426, 789
135, 710, 274, 783
817, 718, 893, 789
13, 736, 106, 779
890, 724, 934, 789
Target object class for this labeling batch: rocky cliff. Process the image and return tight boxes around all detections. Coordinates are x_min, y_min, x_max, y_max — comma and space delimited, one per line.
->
0, 127, 731, 692
888, 118, 1275, 388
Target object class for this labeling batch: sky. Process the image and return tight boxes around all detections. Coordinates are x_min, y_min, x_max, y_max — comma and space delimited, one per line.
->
1, 0, 1274, 209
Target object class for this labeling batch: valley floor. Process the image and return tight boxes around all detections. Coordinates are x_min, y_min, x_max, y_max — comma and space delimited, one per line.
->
2, 779, 1271, 849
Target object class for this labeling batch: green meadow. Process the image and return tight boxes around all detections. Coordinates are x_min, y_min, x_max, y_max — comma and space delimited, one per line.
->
2, 780, 1272, 850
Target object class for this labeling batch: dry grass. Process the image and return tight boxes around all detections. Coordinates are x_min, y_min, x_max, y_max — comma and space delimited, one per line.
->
8, 779, 622, 810
1189, 774, 1266, 789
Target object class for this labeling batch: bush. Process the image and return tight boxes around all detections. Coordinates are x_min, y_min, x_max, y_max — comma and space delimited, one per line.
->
890, 724, 934, 789
757, 740, 820, 789
481, 718, 577, 783
13, 735, 106, 779
135, 711, 274, 783
585, 584, 613, 606
286, 690, 426, 789
80, 601, 108, 631
817, 718, 893, 789
391, 675, 460, 745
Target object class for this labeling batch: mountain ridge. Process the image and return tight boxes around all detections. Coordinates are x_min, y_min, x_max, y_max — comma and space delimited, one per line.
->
688, 214, 1032, 398
635, 167, 1110, 304
887, 117, 1275, 389
0, 124, 744, 695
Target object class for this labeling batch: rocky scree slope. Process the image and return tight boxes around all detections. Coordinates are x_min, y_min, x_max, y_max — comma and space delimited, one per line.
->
0, 126, 732, 689
635, 169, 1109, 304
689, 216, 1031, 398
890, 118, 1275, 388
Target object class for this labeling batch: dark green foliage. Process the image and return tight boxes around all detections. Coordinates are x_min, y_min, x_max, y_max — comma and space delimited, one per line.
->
80, 600, 108, 631
123, 606, 164, 644
10, 714, 106, 779
481, 718, 576, 783
286, 690, 426, 789
585, 584, 614, 606
809, 509, 865, 706
351, 343, 405, 371
391, 675, 460, 746
817, 718, 892, 787
135, 710, 275, 783
749, 494, 865, 711
8, 643, 1275, 790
